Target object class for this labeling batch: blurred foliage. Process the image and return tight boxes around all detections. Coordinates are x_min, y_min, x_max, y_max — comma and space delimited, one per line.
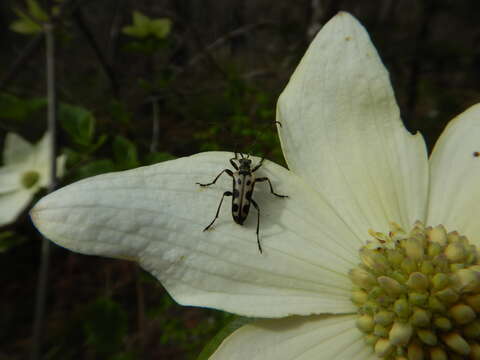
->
0, 93, 46, 122
193, 71, 281, 161
83, 297, 129, 356
1, 0, 480, 359
196, 316, 255, 360
122, 11, 172, 55
0, 231, 27, 252
123, 11, 172, 40
10, 0, 49, 35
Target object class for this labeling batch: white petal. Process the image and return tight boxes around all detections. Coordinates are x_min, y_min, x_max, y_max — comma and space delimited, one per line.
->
56, 154, 67, 179
277, 12, 428, 237
0, 189, 34, 226
19, 131, 65, 187
0, 166, 22, 193
210, 314, 373, 360
34, 132, 52, 182
427, 104, 480, 243
31, 152, 361, 317
3, 132, 35, 165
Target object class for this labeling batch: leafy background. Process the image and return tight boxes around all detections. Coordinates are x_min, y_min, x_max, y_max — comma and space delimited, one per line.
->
1, 0, 480, 359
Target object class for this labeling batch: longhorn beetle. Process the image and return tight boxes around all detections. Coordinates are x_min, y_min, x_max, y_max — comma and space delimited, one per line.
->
196, 153, 287, 253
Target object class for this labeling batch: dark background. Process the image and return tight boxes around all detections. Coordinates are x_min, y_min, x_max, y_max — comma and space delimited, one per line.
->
1, 0, 480, 359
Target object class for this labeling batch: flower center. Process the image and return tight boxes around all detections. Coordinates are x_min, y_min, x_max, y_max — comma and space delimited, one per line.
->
350, 221, 480, 359
21, 170, 40, 189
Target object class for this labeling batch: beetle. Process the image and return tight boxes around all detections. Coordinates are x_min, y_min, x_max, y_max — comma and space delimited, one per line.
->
196, 152, 288, 253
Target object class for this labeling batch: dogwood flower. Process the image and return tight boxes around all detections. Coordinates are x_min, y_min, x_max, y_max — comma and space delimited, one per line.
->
30, 12, 480, 359
0, 132, 65, 226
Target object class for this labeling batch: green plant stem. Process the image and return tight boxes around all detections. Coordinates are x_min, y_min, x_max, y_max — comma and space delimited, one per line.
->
30, 21, 57, 360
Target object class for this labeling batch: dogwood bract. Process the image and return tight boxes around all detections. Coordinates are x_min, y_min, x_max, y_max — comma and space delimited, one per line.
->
31, 12, 480, 359
0, 132, 64, 226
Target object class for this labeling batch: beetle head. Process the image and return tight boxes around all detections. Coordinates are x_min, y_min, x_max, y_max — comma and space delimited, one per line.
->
238, 157, 252, 170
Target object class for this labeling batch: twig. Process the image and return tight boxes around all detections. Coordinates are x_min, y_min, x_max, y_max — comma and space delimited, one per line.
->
106, 0, 125, 65
30, 19, 57, 360
174, 21, 273, 78
72, 7, 119, 98
187, 23, 228, 79
0, 34, 44, 90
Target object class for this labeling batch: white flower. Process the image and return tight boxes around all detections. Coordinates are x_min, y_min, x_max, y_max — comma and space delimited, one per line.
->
0, 132, 65, 226
30, 12, 480, 359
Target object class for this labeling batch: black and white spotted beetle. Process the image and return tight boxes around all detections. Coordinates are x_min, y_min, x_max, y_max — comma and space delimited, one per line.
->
196, 152, 288, 253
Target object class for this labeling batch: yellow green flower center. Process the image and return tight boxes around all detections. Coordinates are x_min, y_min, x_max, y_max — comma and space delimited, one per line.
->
350, 221, 480, 359
21, 170, 40, 189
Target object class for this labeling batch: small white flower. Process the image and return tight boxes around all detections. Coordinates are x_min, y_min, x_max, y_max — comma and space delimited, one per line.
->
0, 132, 65, 226
30, 12, 480, 359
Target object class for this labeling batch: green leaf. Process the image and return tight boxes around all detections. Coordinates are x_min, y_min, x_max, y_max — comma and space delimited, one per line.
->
59, 103, 95, 146
122, 11, 171, 40
83, 297, 128, 355
132, 10, 150, 28
75, 159, 115, 178
0, 93, 28, 119
27, 0, 49, 22
144, 151, 175, 165
122, 11, 150, 38
62, 148, 82, 167
0, 231, 27, 253
108, 100, 131, 124
113, 135, 138, 169
122, 25, 146, 38
10, 19, 41, 34
24, 97, 47, 113
10, 9, 42, 34
90, 134, 108, 153
0, 93, 45, 119
10, 0, 49, 35
150, 18, 171, 39
197, 317, 254, 360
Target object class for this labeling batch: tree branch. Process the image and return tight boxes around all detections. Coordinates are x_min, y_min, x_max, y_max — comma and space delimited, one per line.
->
72, 7, 120, 98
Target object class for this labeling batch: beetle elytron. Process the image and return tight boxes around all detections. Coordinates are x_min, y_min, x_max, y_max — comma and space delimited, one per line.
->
196, 152, 287, 253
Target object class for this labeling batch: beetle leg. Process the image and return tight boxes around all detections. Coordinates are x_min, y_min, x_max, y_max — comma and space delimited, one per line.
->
255, 177, 288, 198
203, 191, 233, 231
229, 158, 239, 170
251, 157, 265, 172
197, 169, 233, 187
251, 199, 262, 254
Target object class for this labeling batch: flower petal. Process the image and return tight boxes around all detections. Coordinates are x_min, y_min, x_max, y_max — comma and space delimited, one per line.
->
210, 314, 373, 360
0, 189, 34, 226
31, 152, 360, 317
33, 132, 52, 182
277, 12, 428, 236
0, 166, 22, 193
427, 104, 480, 243
3, 132, 35, 165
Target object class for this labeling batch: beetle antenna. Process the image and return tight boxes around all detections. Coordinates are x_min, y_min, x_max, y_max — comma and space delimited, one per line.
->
232, 142, 240, 160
